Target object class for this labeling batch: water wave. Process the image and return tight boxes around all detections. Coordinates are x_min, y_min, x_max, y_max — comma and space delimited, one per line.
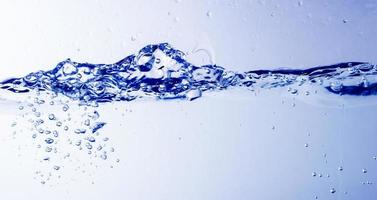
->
1, 43, 376, 105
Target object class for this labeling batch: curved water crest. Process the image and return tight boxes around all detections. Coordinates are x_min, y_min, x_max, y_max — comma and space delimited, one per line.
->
1, 43, 376, 105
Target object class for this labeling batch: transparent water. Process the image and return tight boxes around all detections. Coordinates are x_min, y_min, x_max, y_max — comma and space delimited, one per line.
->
0, 43, 376, 199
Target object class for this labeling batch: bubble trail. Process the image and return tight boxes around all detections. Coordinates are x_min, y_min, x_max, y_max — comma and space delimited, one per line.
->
0, 43, 376, 105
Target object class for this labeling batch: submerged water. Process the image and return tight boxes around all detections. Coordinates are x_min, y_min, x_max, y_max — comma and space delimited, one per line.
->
0, 43, 376, 199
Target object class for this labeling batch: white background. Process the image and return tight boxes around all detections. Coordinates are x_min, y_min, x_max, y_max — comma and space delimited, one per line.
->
0, 0, 377, 200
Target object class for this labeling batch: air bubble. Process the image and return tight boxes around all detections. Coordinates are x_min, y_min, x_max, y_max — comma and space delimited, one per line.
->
45, 138, 54, 144
62, 104, 69, 111
48, 114, 56, 120
206, 11, 212, 18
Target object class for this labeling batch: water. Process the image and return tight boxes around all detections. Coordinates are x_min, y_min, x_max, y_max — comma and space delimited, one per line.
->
0, 43, 377, 199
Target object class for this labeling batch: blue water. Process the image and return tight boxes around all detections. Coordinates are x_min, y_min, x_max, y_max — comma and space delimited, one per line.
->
1, 43, 376, 104
1, 43, 377, 198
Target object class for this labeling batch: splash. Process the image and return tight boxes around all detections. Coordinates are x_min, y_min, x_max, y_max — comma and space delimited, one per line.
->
1, 43, 377, 185
1, 43, 376, 105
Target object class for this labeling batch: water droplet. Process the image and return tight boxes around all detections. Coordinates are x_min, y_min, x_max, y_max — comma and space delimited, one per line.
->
18, 106, 24, 110
53, 166, 60, 170
131, 36, 137, 41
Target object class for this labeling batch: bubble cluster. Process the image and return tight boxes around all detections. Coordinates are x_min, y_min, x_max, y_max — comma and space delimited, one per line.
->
11, 91, 119, 185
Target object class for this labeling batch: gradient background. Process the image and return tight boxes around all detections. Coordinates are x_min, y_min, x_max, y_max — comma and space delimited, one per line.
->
0, 0, 376, 199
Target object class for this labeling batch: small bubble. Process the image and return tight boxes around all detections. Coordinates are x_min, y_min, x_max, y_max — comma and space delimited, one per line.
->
74, 128, 86, 134
342, 19, 348, 23
45, 146, 52, 152
53, 166, 60, 170
88, 136, 96, 142
338, 166, 343, 171
103, 137, 109, 142
312, 172, 317, 177
297, 1, 303, 6
84, 119, 90, 126
49, 101, 55, 105
304, 143, 309, 148
53, 131, 59, 137
48, 114, 56, 120
290, 88, 298, 94
56, 121, 62, 127
64, 126, 69, 131
18, 106, 24, 110
62, 104, 69, 112
330, 188, 336, 194
45, 138, 54, 144
206, 11, 212, 18
131, 36, 137, 41
75, 140, 82, 146
362, 168, 367, 173
100, 154, 108, 160
86, 143, 93, 150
